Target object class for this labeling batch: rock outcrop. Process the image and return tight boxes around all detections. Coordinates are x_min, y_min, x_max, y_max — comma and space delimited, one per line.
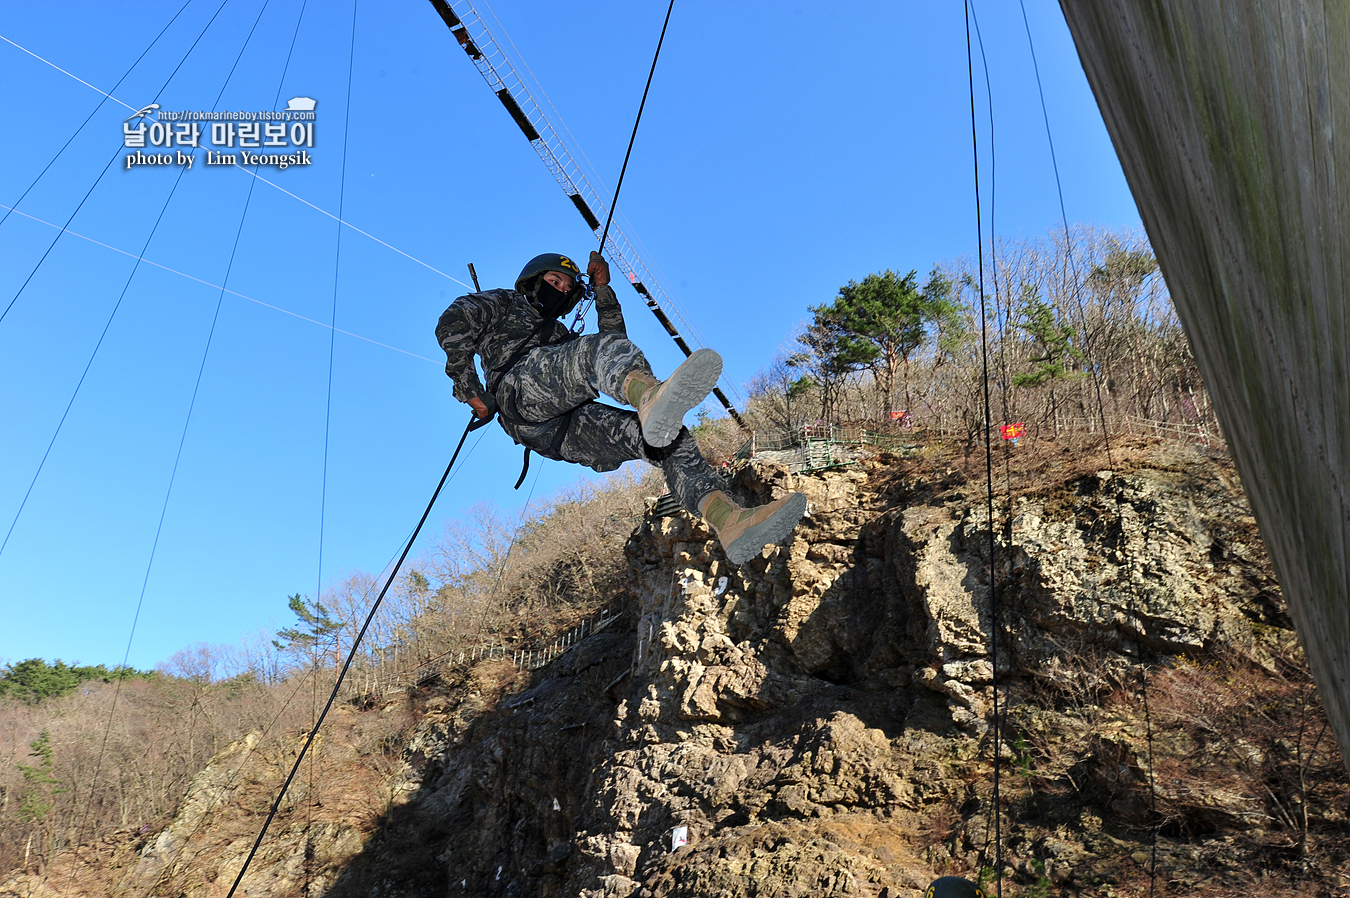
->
328, 441, 1343, 897
22, 440, 1341, 898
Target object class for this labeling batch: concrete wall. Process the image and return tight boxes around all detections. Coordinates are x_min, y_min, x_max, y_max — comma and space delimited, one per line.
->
1059, 1, 1350, 769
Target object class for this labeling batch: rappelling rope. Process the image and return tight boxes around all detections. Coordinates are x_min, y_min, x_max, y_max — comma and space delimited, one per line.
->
224, 7, 652, 858
146, 440, 477, 897
1016, 2, 1158, 891
965, 7, 1018, 520
566, 0, 675, 334
224, 411, 487, 897
309, 0, 361, 888
599, 1, 671, 252
966, 2, 1015, 890
964, 2, 1002, 894
430, 1, 741, 418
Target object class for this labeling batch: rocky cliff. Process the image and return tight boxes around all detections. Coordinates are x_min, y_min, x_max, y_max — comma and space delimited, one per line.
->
14, 439, 1345, 897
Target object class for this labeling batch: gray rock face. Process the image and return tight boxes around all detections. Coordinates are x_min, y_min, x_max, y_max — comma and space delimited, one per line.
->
353, 447, 1322, 898
81, 445, 1341, 898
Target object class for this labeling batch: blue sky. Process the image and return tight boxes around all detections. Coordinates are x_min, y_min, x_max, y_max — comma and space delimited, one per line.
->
0, 0, 1142, 670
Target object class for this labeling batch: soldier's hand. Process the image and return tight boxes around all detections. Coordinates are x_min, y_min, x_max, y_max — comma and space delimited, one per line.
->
588, 251, 610, 287
468, 396, 492, 419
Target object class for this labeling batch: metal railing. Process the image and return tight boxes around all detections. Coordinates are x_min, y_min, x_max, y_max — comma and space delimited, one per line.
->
733, 412, 1219, 465
732, 423, 921, 472
396, 601, 624, 687
1045, 414, 1220, 448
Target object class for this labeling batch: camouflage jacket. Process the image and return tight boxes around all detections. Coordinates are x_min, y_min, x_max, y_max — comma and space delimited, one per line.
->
435, 283, 626, 403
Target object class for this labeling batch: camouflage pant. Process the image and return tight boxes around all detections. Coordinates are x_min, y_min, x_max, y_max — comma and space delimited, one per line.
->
497, 333, 723, 513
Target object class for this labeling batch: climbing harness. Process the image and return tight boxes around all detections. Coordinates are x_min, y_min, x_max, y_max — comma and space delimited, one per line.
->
479, 314, 571, 489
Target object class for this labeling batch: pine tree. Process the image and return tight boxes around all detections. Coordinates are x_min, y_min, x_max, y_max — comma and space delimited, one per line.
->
17, 729, 65, 872
1013, 289, 1085, 434
17, 730, 63, 823
797, 310, 872, 421
0, 658, 149, 705
274, 593, 344, 669
818, 268, 962, 421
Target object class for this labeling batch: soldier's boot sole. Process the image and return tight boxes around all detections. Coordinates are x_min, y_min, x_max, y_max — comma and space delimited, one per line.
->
639, 348, 722, 448
719, 492, 808, 565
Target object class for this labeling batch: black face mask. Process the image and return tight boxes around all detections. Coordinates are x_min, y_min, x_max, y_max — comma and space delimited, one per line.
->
532, 279, 580, 319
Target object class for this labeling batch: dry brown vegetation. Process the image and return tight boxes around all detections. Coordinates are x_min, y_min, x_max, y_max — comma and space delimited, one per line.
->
992, 634, 1350, 895
327, 465, 658, 694
0, 466, 658, 889
0, 668, 313, 879
6, 435, 1349, 897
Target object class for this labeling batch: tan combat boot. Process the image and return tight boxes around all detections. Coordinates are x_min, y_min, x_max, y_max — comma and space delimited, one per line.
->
699, 489, 808, 565
622, 348, 723, 448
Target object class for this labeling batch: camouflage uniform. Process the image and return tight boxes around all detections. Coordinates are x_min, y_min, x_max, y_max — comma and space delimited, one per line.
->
436, 283, 723, 513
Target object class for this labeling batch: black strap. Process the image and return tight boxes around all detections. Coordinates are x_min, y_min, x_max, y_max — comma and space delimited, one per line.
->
514, 446, 531, 489
484, 315, 584, 493
511, 401, 585, 489
468, 409, 496, 432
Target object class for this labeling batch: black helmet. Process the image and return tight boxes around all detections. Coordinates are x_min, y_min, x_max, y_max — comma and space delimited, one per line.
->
925, 877, 985, 898
516, 252, 585, 318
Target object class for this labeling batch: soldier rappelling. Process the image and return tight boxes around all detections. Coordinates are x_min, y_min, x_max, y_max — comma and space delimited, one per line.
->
435, 250, 806, 564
